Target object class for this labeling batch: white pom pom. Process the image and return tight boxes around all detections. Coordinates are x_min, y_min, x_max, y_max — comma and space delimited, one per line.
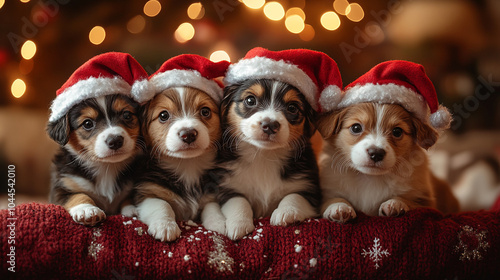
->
131, 79, 155, 103
429, 106, 452, 130
318, 85, 342, 112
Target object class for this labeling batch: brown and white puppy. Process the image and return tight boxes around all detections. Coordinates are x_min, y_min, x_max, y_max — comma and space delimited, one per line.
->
211, 79, 321, 240
134, 87, 222, 242
318, 103, 458, 223
47, 94, 142, 226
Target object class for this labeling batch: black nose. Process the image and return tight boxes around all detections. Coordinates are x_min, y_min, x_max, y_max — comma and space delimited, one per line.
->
261, 120, 281, 135
106, 135, 124, 150
178, 128, 198, 144
367, 148, 386, 162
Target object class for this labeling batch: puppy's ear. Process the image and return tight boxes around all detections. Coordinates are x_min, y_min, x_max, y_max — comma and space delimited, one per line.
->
316, 108, 347, 139
412, 117, 439, 149
46, 116, 70, 145
220, 85, 238, 121
138, 102, 151, 144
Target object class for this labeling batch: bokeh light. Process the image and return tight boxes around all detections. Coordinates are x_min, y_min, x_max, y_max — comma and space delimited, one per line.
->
127, 15, 146, 34
264, 2, 285, 21
19, 0, 30, 3
0, 0, 5, 9
346, 3, 364, 22
333, 0, 350, 16
285, 14, 305, 34
210, 50, 231, 62
299, 24, 315, 41
242, 0, 265, 10
21, 40, 36, 60
321, 11, 341, 31
144, 0, 161, 17
286, 7, 305, 21
187, 2, 205, 20
89, 26, 106, 45
11, 79, 26, 98
174, 22, 195, 43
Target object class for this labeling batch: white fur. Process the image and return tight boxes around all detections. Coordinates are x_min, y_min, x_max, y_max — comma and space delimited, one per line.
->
379, 198, 410, 216
270, 193, 316, 226
121, 204, 138, 217
350, 135, 396, 175
201, 202, 227, 235
323, 201, 356, 223
240, 109, 289, 149
94, 126, 135, 162
221, 197, 255, 240
165, 117, 210, 158
69, 203, 106, 226
137, 198, 181, 242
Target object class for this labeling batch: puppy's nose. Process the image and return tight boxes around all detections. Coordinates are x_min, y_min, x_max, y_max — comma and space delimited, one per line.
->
106, 135, 124, 150
261, 120, 280, 135
367, 148, 386, 162
178, 128, 198, 144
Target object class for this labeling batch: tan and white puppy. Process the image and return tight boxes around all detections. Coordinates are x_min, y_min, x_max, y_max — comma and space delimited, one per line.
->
318, 103, 458, 223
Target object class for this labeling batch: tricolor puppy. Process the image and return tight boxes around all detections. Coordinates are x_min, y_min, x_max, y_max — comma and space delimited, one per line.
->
47, 53, 148, 226
318, 61, 458, 223
134, 55, 229, 242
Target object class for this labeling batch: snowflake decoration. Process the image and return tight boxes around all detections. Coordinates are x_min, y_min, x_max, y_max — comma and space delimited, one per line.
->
454, 225, 489, 261
207, 234, 234, 273
88, 228, 103, 261
361, 237, 390, 269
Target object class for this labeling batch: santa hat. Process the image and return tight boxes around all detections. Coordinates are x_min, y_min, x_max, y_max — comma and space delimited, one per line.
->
224, 47, 342, 112
339, 60, 452, 130
144, 54, 230, 104
49, 52, 152, 122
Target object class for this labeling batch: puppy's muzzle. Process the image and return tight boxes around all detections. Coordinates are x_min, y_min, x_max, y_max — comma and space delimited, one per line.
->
260, 119, 281, 135
367, 147, 386, 163
178, 128, 198, 144
105, 135, 124, 150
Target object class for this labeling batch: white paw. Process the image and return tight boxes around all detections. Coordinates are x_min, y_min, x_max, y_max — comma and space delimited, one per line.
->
69, 204, 106, 226
270, 206, 309, 226
379, 199, 410, 217
121, 205, 138, 217
323, 202, 356, 223
147, 220, 181, 242
203, 216, 227, 235
225, 219, 254, 240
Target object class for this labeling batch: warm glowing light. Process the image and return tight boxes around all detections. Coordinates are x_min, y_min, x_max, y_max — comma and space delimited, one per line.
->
0, 0, 5, 9
11, 79, 26, 98
89, 26, 106, 45
144, 0, 161, 17
21, 40, 36, 60
285, 15, 305, 34
264, 2, 285, 21
127, 15, 146, 34
286, 7, 305, 21
299, 24, 315, 41
346, 3, 364, 22
333, 0, 350, 15
174, 22, 195, 43
210, 50, 231, 62
321, 11, 341, 31
187, 2, 205, 20
242, 0, 265, 10
19, 0, 30, 3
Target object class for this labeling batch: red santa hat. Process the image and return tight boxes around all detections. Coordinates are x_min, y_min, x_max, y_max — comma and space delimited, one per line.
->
339, 60, 452, 130
223, 47, 342, 112
144, 54, 230, 104
49, 52, 152, 122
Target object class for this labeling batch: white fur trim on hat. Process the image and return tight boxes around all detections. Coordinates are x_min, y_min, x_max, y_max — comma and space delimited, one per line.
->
429, 105, 452, 130
224, 56, 319, 111
131, 78, 156, 104
149, 69, 223, 104
341, 83, 429, 124
318, 85, 342, 112
49, 76, 131, 122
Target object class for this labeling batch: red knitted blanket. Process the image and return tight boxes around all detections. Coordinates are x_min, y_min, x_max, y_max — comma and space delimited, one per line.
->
1, 203, 499, 279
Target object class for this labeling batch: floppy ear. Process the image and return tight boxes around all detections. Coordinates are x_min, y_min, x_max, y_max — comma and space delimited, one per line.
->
220, 84, 239, 124
46, 116, 70, 145
412, 117, 438, 149
316, 108, 347, 139
138, 101, 152, 145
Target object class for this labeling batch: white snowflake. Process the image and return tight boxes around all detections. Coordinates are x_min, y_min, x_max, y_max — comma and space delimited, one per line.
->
361, 237, 390, 269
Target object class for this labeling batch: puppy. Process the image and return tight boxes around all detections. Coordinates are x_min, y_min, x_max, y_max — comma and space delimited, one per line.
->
318, 103, 459, 223
213, 78, 321, 240
134, 87, 222, 242
47, 94, 142, 226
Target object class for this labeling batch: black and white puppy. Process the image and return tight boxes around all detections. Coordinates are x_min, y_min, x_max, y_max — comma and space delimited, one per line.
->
213, 78, 321, 240
47, 94, 142, 226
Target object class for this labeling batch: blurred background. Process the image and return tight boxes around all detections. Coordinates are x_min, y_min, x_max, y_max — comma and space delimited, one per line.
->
0, 0, 499, 210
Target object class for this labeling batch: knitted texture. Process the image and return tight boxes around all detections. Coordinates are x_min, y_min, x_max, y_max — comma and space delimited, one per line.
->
2, 203, 500, 279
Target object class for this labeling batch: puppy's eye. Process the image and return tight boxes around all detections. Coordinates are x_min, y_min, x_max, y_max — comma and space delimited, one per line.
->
158, 111, 170, 123
392, 127, 404, 138
82, 119, 95, 131
287, 103, 300, 115
244, 95, 257, 107
200, 107, 211, 118
122, 110, 133, 120
350, 123, 363, 135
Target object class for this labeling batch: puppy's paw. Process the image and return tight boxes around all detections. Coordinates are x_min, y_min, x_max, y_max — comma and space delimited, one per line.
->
69, 204, 106, 226
120, 205, 138, 217
203, 217, 227, 235
147, 220, 181, 242
323, 202, 357, 223
379, 199, 410, 217
270, 206, 309, 226
225, 219, 254, 240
